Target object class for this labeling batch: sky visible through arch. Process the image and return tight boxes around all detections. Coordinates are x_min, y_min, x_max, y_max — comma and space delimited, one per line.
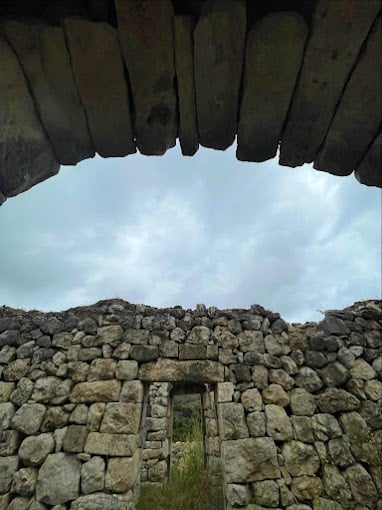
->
0, 143, 380, 324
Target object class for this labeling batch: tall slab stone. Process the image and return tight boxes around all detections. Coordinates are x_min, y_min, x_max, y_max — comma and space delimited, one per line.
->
0, 19, 94, 166
114, 0, 177, 155
237, 12, 307, 162
279, 0, 381, 167
314, 16, 382, 175
355, 132, 382, 188
63, 18, 136, 158
174, 15, 199, 156
0, 36, 59, 197
194, 0, 246, 150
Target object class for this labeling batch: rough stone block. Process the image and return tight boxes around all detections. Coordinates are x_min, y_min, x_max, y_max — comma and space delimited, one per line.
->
95, 325, 124, 344
19, 433, 54, 466
62, 425, 88, 453
0, 402, 15, 430
130, 345, 159, 362
100, 403, 141, 434
216, 382, 234, 403
81, 456, 105, 494
11, 403, 45, 434
115, 360, 138, 380
226, 483, 249, 506
241, 388, 262, 412
218, 403, 249, 440
265, 405, 293, 441
345, 463, 378, 507
291, 475, 323, 501
11, 467, 37, 496
283, 441, 320, 477
0, 455, 18, 492
179, 344, 206, 360
120, 380, 144, 403
105, 451, 140, 492
87, 359, 116, 381
70, 380, 121, 403
290, 388, 316, 416
85, 432, 138, 456
0, 383, 15, 403
71, 493, 127, 510
222, 437, 280, 482
317, 388, 360, 413
0, 430, 19, 456
253, 480, 280, 507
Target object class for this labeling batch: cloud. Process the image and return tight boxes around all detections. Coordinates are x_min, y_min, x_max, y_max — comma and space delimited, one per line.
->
0, 143, 380, 323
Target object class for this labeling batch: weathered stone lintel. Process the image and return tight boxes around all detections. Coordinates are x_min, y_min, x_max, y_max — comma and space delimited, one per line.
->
237, 12, 308, 162
63, 18, 136, 158
0, 19, 95, 166
314, 16, 382, 176
138, 359, 225, 383
0, 35, 60, 198
174, 15, 199, 157
115, 0, 177, 156
279, 0, 381, 168
194, 0, 247, 150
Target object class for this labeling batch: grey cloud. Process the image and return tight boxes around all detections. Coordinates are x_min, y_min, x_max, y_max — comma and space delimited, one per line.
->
0, 143, 380, 322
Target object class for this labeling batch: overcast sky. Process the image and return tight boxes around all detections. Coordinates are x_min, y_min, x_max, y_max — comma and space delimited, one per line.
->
0, 143, 380, 323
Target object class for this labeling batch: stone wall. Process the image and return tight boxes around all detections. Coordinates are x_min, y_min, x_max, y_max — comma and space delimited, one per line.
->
0, 298, 381, 509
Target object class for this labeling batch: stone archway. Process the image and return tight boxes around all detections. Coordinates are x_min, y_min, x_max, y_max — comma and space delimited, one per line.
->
0, 0, 381, 207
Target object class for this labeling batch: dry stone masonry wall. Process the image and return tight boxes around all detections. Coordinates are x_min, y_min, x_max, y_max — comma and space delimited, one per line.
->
0, 299, 381, 510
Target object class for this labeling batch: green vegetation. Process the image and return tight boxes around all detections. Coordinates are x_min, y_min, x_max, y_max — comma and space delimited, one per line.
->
172, 394, 202, 441
138, 395, 224, 510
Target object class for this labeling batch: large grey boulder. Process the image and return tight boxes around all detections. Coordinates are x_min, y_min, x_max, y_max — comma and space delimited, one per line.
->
19, 433, 54, 466
36, 453, 80, 505
11, 403, 46, 434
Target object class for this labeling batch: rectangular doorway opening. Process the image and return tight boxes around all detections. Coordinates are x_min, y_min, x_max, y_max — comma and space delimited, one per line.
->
170, 390, 204, 476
